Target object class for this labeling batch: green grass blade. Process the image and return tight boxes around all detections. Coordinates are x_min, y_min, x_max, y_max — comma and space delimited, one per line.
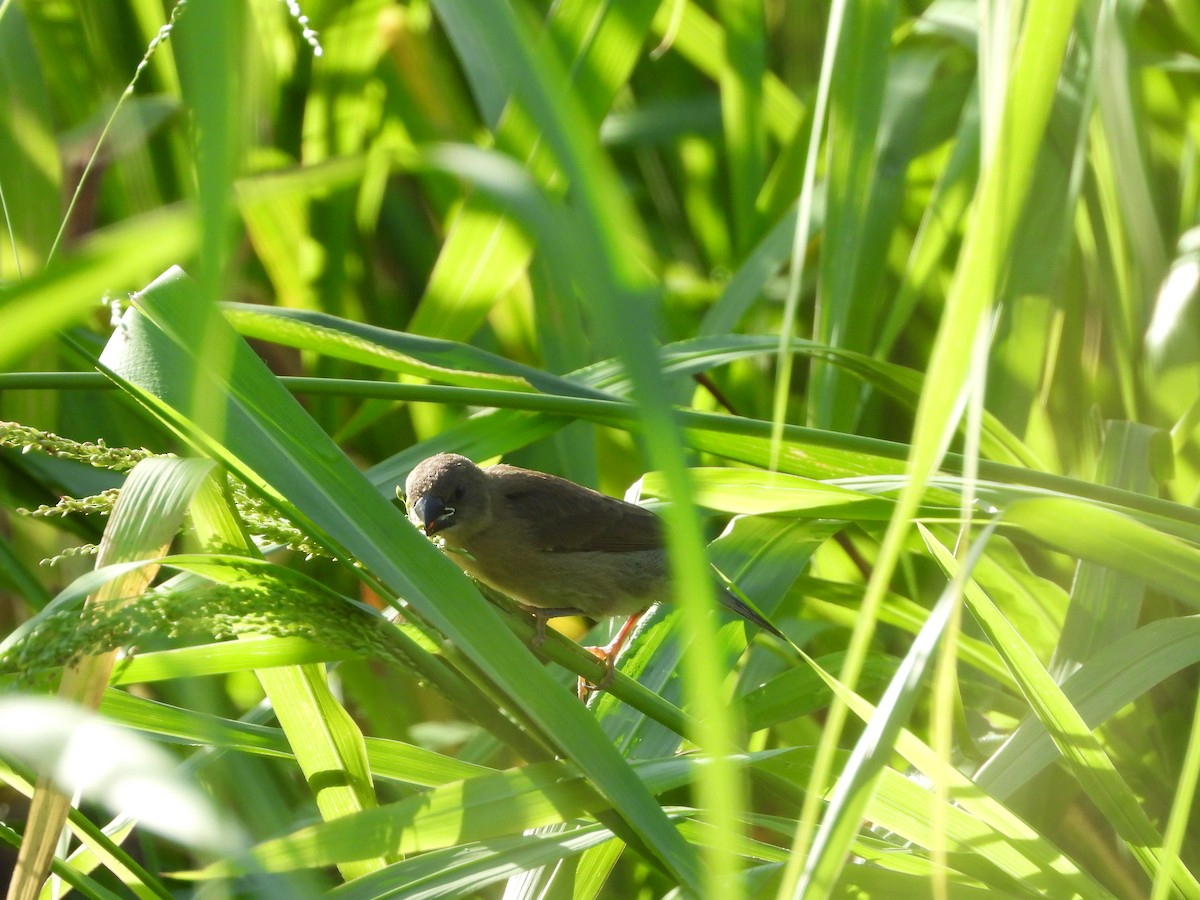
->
797, 523, 997, 896
977, 615, 1200, 798
808, 0, 896, 432
330, 822, 622, 900
925, 526, 1200, 897
0, 209, 195, 368
714, 0, 767, 250
187, 755, 708, 876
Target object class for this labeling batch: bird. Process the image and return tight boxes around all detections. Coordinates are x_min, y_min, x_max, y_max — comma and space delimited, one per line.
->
403, 452, 785, 697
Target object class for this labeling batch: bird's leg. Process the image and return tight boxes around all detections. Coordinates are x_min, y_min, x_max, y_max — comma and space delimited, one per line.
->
522, 606, 579, 650
531, 610, 549, 649
579, 611, 646, 700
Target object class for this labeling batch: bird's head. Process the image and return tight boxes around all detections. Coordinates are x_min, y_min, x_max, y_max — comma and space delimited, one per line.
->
404, 453, 492, 542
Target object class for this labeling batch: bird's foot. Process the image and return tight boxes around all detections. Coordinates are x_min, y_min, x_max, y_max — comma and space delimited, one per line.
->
576, 611, 647, 700
577, 646, 617, 700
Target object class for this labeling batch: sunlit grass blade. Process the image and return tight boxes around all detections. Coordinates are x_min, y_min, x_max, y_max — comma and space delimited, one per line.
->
808, 0, 896, 432
186, 754, 724, 877
713, 0, 767, 251
216, 309, 1046, 465
414, 0, 660, 342
6, 456, 215, 900
107, 637, 360, 684
96, 689, 501, 788
977, 615, 1200, 798
924, 526, 1200, 897
649, 0, 802, 141
222, 303, 613, 397
754, 688, 1104, 896
0, 760, 171, 900
0, 3, 61, 272
1152, 684, 1200, 900
331, 822, 624, 900
0, 208, 195, 368
1003, 496, 1200, 608
1048, 421, 1168, 679
187, 463, 389, 879
796, 523, 996, 896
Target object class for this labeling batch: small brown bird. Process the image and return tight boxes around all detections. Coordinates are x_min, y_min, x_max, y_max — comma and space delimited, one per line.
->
404, 453, 783, 695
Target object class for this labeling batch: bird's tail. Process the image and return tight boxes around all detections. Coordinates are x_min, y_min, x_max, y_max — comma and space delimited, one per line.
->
712, 565, 790, 644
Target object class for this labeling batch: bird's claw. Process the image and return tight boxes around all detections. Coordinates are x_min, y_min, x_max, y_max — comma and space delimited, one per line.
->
577, 645, 616, 700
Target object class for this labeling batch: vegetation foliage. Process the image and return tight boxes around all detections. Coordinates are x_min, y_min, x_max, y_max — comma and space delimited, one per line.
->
1, 0, 1199, 897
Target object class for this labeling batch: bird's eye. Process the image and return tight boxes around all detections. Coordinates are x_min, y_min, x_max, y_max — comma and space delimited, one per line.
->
452, 485, 465, 501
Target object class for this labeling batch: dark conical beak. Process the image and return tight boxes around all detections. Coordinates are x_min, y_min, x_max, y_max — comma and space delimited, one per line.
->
412, 495, 452, 535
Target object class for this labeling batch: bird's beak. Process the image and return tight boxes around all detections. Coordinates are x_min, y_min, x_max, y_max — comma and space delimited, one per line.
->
411, 495, 455, 536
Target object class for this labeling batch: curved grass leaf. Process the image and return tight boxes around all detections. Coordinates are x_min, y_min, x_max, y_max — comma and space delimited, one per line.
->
976, 615, 1200, 798
185, 754, 716, 877
924, 526, 1200, 898
1004, 496, 1200, 609
796, 524, 998, 896
223, 303, 613, 399
330, 821, 623, 900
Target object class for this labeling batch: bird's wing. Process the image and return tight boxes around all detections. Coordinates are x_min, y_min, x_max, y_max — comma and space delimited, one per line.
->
487, 465, 663, 553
